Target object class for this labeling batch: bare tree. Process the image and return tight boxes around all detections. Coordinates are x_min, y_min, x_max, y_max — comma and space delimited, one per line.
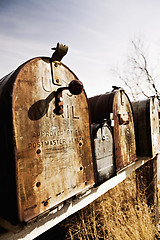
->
113, 39, 160, 101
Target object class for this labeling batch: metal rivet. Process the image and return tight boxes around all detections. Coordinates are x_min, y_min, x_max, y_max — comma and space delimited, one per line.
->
102, 136, 106, 141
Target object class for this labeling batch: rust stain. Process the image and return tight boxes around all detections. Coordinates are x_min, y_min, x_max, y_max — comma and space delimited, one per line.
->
88, 89, 137, 172
11, 57, 94, 222
132, 97, 159, 158
113, 90, 137, 171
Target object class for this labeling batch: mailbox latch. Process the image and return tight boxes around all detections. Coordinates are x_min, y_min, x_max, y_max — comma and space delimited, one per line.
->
54, 80, 83, 115
118, 113, 129, 125
51, 43, 68, 86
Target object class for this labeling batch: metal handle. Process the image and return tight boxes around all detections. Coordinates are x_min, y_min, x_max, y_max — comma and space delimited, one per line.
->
55, 80, 83, 115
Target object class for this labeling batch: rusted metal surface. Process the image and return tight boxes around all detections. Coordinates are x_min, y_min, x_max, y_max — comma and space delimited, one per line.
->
92, 122, 115, 184
54, 80, 83, 115
0, 68, 24, 224
88, 89, 137, 171
0, 57, 95, 224
68, 79, 83, 95
132, 97, 159, 157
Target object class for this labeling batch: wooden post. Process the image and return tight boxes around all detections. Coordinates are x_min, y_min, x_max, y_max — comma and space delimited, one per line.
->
157, 153, 160, 219
136, 157, 159, 225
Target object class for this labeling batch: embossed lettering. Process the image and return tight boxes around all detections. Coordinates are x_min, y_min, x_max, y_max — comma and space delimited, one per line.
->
42, 76, 52, 92
72, 106, 79, 119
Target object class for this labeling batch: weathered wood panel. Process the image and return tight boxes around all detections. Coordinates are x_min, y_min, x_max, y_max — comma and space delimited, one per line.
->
136, 158, 159, 224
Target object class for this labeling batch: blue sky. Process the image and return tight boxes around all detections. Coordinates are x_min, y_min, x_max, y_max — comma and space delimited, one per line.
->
1, 0, 160, 97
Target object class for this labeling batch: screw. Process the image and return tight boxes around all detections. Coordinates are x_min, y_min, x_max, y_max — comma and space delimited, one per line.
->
102, 136, 106, 141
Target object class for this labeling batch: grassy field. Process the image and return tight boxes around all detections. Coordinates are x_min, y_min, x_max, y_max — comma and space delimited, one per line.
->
36, 171, 159, 240
62, 171, 158, 240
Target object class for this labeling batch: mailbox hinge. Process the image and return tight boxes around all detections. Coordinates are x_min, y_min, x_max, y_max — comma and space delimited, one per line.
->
50, 43, 68, 86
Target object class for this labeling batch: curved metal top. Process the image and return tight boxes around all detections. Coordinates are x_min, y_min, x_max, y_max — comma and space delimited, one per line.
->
88, 91, 116, 124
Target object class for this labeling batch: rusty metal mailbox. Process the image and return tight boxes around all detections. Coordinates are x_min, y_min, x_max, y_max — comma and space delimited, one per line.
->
132, 97, 159, 158
0, 53, 95, 224
88, 89, 137, 172
92, 122, 115, 184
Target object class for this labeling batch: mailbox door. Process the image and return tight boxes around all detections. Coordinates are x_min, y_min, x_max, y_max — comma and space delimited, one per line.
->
150, 97, 159, 156
12, 57, 94, 222
93, 123, 115, 184
113, 90, 137, 171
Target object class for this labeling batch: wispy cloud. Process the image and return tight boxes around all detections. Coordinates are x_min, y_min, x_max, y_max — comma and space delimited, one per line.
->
1, 0, 160, 96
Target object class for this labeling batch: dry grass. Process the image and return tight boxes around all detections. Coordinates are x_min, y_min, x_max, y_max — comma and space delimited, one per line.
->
61, 172, 158, 240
